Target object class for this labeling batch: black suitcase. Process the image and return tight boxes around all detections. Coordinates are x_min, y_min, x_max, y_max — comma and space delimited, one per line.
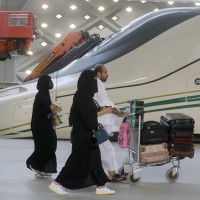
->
169, 129, 193, 138
140, 121, 169, 145
160, 113, 195, 130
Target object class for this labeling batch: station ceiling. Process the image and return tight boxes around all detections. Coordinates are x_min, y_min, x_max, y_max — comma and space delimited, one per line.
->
0, 0, 199, 80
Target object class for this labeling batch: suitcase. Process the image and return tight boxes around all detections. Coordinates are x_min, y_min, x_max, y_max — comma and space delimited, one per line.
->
160, 113, 195, 130
169, 129, 193, 138
140, 143, 169, 164
171, 137, 192, 144
169, 143, 195, 158
169, 137, 194, 158
140, 121, 169, 144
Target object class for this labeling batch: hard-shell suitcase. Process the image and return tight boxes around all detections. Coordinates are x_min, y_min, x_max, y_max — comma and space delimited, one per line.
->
160, 113, 195, 130
171, 137, 192, 144
169, 137, 194, 158
169, 143, 195, 158
140, 143, 169, 164
169, 129, 193, 138
140, 121, 169, 144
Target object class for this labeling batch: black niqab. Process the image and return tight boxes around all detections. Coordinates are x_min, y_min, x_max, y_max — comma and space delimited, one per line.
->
37, 75, 52, 91
69, 70, 97, 126
77, 70, 98, 96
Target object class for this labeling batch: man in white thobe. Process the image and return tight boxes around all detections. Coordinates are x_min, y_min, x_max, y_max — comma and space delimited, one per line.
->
94, 64, 130, 182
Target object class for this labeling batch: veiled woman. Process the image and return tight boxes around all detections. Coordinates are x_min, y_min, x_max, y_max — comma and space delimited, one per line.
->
26, 75, 58, 177
49, 70, 116, 195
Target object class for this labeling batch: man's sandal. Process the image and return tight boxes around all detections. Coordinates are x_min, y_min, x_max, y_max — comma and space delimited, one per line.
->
109, 174, 126, 182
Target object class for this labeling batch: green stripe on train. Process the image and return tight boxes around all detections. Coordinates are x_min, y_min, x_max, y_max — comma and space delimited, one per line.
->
2, 94, 200, 135
145, 103, 200, 113
145, 95, 200, 107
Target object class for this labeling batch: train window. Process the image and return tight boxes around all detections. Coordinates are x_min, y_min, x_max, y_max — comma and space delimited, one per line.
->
0, 87, 27, 97
9, 13, 29, 26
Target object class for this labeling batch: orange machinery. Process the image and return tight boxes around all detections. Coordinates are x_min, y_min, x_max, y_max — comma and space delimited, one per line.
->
24, 31, 89, 82
0, 11, 39, 61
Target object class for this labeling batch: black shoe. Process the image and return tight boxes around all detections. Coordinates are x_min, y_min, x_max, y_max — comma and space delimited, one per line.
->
109, 174, 126, 182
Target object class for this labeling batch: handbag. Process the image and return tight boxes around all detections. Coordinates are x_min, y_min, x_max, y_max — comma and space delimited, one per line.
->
52, 115, 62, 127
47, 111, 62, 127
95, 123, 109, 145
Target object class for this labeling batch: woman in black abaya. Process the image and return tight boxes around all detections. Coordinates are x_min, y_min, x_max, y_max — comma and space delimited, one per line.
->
49, 70, 116, 195
26, 75, 59, 177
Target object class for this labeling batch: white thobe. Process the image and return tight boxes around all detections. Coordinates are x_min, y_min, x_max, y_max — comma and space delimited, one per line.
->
94, 79, 119, 172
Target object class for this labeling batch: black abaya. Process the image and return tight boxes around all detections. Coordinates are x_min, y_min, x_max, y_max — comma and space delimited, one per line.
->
55, 70, 109, 189
26, 75, 57, 173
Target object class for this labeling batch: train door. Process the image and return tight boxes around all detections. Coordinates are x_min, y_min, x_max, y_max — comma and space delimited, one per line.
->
185, 72, 200, 103
185, 72, 200, 134
12, 97, 34, 137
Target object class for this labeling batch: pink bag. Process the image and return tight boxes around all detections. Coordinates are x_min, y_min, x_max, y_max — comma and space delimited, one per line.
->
118, 118, 131, 148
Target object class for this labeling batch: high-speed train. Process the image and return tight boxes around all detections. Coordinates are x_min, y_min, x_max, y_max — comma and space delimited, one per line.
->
0, 7, 200, 139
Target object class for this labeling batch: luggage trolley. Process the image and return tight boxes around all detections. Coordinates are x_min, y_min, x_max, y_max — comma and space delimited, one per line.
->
118, 100, 183, 185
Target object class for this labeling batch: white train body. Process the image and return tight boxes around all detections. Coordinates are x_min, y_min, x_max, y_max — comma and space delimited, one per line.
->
0, 7, 200, 139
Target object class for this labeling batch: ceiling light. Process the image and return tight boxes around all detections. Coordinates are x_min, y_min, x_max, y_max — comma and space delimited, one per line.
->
98, 25, 104, 30
126, 7, 133, 12
84, 15, 91, 20
154, 8, 159, 12
69, 24, 76, 29
41, 23, 48, 28
141, 1, 146, 3
55, 33, 62, 38
86, 0, 90, 1
112, 16, 119, 21
42, 4, 48, 9
56, 14, 62, 19
27, 51, 33, 55
168, 1, 174, 5
25, 70, 32, 75
98, 6, 105, 12
70, 5, 77, 10
113, 0, 119, 2
41, 42, 47, 47
195, 3, 200, 6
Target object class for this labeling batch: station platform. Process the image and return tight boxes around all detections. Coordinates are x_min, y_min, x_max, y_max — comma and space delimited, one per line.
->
0, 138, 199, 200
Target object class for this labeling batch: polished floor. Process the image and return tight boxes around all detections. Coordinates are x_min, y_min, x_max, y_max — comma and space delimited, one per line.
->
0, 138, 199, 200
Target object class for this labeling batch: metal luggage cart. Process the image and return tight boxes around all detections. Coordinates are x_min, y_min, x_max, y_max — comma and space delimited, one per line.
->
118, 110, 183, 185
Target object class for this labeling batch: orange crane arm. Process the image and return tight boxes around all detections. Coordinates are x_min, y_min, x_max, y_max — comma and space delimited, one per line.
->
24, 31, 89, 82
